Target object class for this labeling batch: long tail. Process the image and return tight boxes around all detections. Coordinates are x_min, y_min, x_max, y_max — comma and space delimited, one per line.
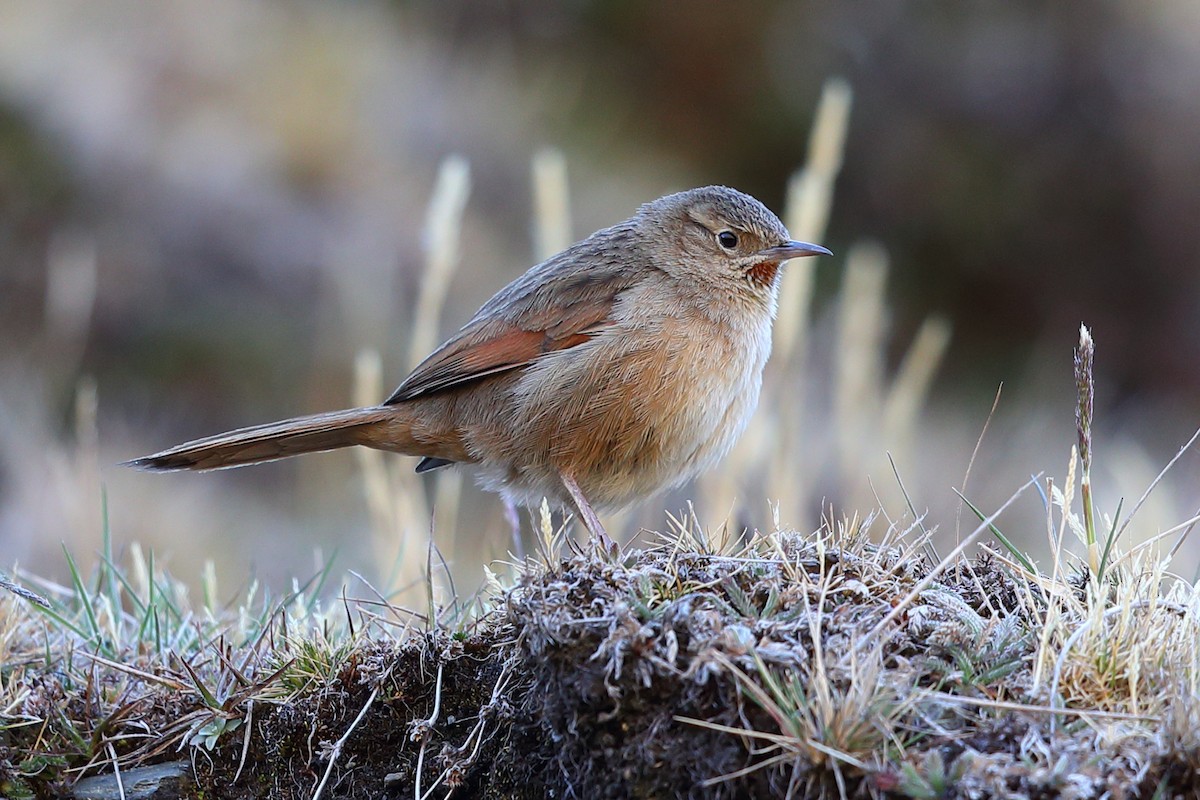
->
125, 406, 400, 472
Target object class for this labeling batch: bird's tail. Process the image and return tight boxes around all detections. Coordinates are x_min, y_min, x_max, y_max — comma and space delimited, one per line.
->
125, 406, 400, 472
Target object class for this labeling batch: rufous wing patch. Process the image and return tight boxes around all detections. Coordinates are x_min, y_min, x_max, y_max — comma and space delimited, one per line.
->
386, 319, 611, 403
386, 265, 628, 404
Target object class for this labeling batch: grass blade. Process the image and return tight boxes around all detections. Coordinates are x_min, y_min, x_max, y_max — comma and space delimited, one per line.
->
952, 489, 1037, 575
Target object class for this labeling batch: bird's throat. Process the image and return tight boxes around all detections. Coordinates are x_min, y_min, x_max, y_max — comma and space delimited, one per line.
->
747, 260, 781, 288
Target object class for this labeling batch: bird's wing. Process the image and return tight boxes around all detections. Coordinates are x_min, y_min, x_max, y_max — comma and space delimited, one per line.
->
385, 238, 639, 404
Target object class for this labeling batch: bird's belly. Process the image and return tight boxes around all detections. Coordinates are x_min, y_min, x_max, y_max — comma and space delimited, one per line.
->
485, 314, 770, 510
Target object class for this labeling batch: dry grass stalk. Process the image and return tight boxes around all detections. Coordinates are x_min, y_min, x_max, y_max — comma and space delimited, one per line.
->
71, 376, 101, 549
408, 155, 471, 369
776, 77, 852, 364
700, 79, 851, 531
350, 156, 472, 603
532, 148, 572, 261
1075, 324, 1098, 572
882, 315, 952, 457
354, 349, 423, 594
833, 241, 888, 509
42, 230, 98, 386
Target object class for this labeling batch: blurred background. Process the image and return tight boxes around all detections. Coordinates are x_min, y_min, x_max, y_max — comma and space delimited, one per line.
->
2, 1, 1199, 598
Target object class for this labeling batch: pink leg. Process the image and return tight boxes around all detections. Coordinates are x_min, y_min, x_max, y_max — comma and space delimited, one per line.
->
560, 472, 616, 552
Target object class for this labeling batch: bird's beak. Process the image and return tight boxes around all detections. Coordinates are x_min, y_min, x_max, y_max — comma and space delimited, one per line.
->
755, 240, 833, 260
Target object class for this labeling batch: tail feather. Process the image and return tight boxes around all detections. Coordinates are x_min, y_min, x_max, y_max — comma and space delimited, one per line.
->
126, 407, 397, 472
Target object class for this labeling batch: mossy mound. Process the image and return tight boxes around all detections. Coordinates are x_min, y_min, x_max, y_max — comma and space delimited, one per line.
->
3, 524, 1199, 799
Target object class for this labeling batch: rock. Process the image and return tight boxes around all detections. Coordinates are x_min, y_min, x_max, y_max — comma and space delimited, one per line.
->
72, 761, 192, 800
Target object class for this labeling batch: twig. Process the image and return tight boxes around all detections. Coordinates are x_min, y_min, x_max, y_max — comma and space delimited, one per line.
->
926, 691, 1155, 720
886, 452, 937, 563
1168, 505, 1200, 561
0, 573, 51, 608
233, 699, 253, 785
77, 652, 189, 691
106, 741, 126, 800
425, 660, 517, 797
311, 686, 379, 800
1115, 425, 1200, 542
414, 661, 446, 800
955, 383, 1003, 546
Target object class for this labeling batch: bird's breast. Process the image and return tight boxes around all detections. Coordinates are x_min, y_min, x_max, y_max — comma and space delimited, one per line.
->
500, 303, 773, 508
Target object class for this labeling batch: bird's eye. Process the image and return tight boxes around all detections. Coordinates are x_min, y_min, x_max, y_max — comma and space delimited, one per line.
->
717, 231, 738, 249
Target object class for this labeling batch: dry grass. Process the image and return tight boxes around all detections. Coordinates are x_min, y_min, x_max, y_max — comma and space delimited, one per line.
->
4, 425, 1200, 799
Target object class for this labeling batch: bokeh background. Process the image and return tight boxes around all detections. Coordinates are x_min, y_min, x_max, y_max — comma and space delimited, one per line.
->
3, 1, 1199, 596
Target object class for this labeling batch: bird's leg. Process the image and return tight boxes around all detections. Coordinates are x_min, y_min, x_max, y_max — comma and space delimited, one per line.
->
559, 472, 616, 553
503, 497, 525, 560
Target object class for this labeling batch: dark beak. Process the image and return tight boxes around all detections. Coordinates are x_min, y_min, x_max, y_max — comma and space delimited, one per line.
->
755, 240, 833, 260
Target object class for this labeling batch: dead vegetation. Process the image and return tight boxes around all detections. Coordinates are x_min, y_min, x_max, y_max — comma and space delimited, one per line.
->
4, 453, 1200, 800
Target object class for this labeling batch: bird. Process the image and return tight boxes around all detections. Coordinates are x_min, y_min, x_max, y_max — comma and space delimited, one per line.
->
127, 186, 832, 549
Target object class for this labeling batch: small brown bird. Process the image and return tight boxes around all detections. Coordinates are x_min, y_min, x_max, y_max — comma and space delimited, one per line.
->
128, 186, 831, 547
